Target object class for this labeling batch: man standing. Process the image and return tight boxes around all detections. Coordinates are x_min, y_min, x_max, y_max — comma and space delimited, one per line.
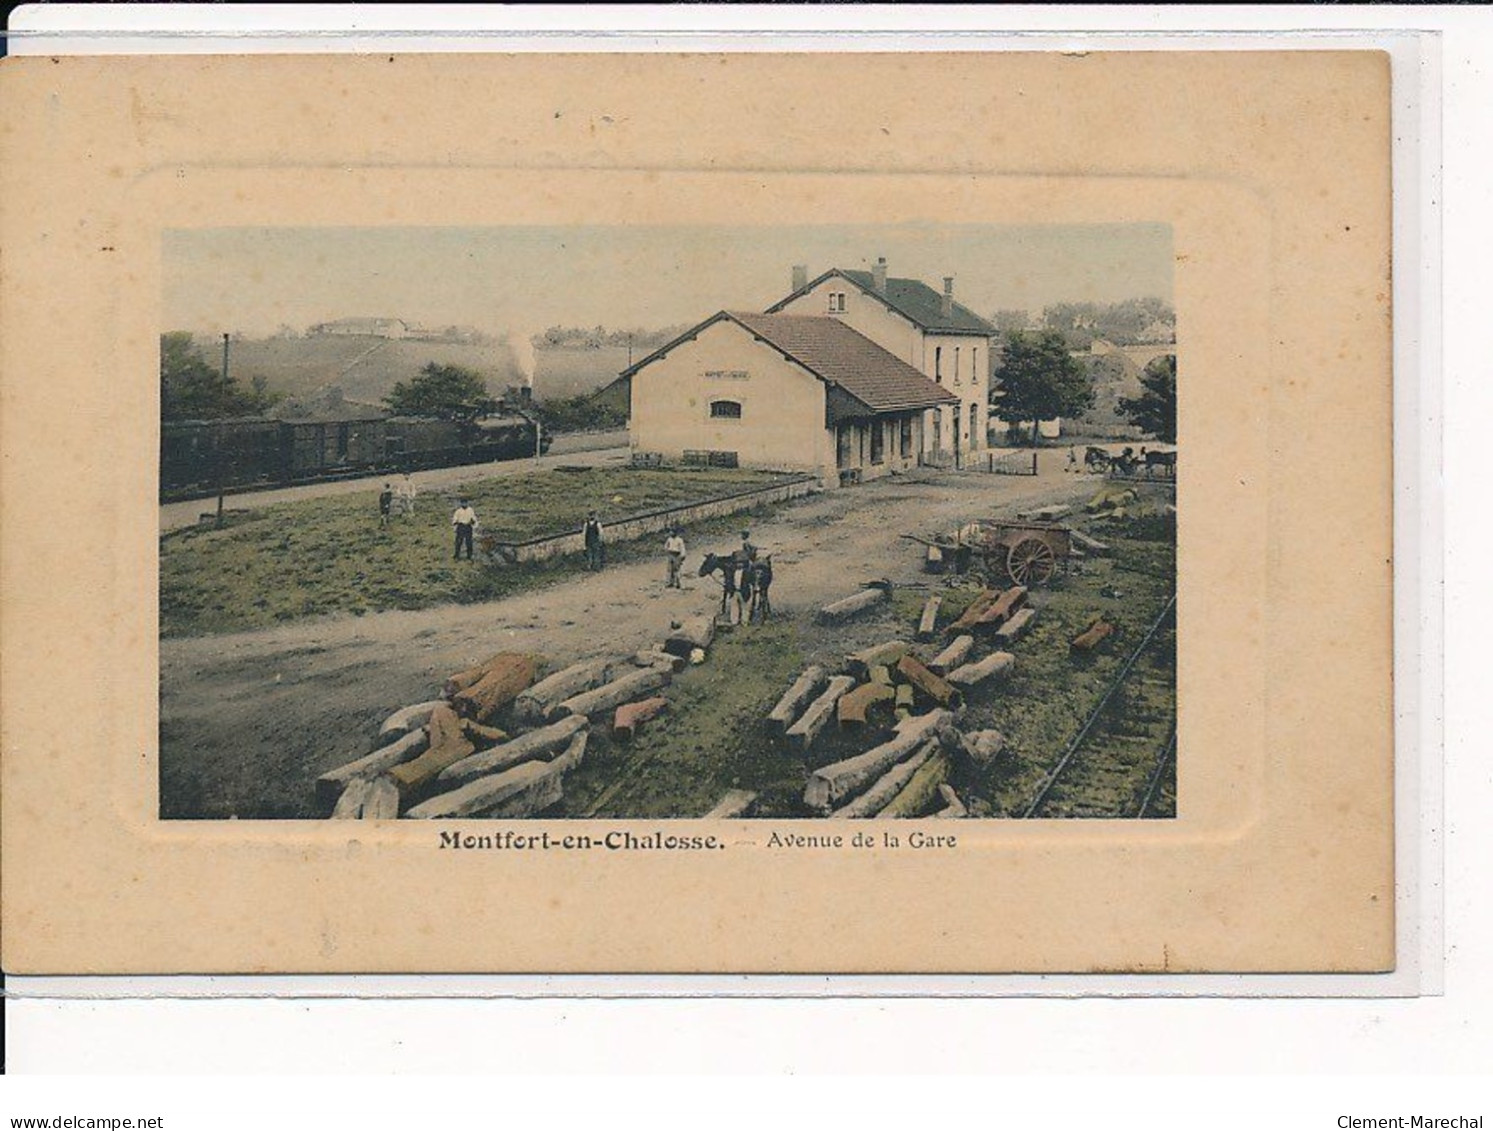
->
583, 511, 605, 571
739, 529, 758, 563
378, 482, 394, 528
664, 526, 686, 589
452, 497, 477, 561
399, 472, 418, 516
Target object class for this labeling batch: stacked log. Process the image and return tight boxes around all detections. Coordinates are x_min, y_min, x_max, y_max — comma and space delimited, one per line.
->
946, 651, 1015, 688
1072, 619, 1114, 652
829, 742, 936, 819
702, 790, 758, 819
361, 777, 401, 820
994, 607, 1037, 645
450, 653, 538, 724
1069, 530, 1110, 556
408, 732, 587, 820
846, 640, 910, 678
934, 784, 968, 818
948, 589, 1001, 633
437, 713, 589, 784
388, 702, 506, 796
555, 665, 671, 720
785, 675, 857, 751
928, 634, 974, 675
816, 587, 890, 625
971, 586, 1027, 631
895, 654, 962, 709
613, 696, 668, 740
514, 658, 615, 725
766, 666, 828, 733
804, 709, 954, 811
916, 596, 942, 641
837, 682, 895, 728
330, 778, 374, 819
317, 726, 430, 808
878, 750, 951, 818
634, 649, 686, 673
663, 615, 716, 658
378, 700, 443, 740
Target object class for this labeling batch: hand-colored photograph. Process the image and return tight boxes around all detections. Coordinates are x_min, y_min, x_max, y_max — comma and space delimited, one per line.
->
159, 223, 1178, 822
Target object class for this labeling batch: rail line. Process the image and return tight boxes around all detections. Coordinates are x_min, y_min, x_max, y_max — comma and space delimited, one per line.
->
1135, 721, 1178, 819
1021, 592, 1177, 819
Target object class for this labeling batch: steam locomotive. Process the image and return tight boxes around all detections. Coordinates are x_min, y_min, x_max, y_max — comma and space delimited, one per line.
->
161, 407, 550, 502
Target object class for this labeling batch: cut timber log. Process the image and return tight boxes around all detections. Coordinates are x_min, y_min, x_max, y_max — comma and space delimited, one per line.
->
663, 615, 716, 658
816, 587, 889, 625
444, 652, 518, 699
1017, 504, 1072, 521
916, 596, 943, 642
846, 640, 911, 678
934, 784, 968, 819
613, 696, 669, 740
409, 733, 586, 820
785, 675, 857, 751
894, 684, 915, 711
703, 789, 758, 819
946, 651, 1015, 688
838, 682, 895, 728
1069, 529, 1110, 556
556, 665, 672, 720
878, 751, 951, 818
360, 777, 401, 820
634, 649, 686, 673
330, 777, 374, 819
949, 589, 1001, 633
895, 654, 963, 708
994, 607, 1038, 645
378, 699, 443, 740
1071, 620, 1114, 652
767, 665, 828, 733
388, 703, 506, 795
869, 664, 893, 687
957, 729, 1007, 769
928, 634, 974, 675
437, 713, 590, 784
514, 658, 615, 725
804, 709, 954, 811
973, 586, 1028, 630
316, 726, 429, 808
829, 742, 936, 819
450, 653, 538, 723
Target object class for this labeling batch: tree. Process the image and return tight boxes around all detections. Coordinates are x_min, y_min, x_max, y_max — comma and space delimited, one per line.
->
160, 331, 275, 420
1118, 354, 1177, 443
384, 363, 494, 419
991, 330, 1095, 443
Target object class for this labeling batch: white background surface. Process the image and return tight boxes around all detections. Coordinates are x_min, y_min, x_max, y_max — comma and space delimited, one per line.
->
1, 3, 1487, 1115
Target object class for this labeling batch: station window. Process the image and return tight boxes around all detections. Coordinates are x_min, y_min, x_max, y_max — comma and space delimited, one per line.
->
709, 400, 743, 420
870, 420, 886, 464
935, 346, 942, 382
955, 346, 962, 385
827, 292, 847, 314
900, 417, 914, 459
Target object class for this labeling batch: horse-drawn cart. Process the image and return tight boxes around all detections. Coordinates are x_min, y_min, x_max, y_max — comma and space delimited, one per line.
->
904, 518, 1074, 587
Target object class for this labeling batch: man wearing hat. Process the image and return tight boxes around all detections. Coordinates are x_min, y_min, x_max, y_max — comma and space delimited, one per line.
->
664, 525, 686, 589
451, 497, 477, 561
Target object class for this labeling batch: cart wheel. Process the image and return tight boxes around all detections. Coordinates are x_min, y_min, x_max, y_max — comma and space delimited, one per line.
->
1007, 537, 1057, 587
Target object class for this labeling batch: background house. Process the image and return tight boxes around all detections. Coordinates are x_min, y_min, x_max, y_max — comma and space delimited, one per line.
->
765, 258, 997, 462
623, 311, 956, 488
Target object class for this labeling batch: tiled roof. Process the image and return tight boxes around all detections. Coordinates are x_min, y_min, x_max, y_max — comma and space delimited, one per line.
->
727, 312, 957, 415
768, 269, 997, 335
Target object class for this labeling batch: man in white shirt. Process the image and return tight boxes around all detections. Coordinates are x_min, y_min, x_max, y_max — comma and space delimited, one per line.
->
664, 526, 686, 589
452, 498, 477, 561
398, 472, 418, 516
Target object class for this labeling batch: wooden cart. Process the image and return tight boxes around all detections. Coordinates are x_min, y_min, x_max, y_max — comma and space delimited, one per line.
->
957, 519, 1072, 586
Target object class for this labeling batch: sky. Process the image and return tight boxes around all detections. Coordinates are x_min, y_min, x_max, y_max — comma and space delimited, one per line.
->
162, 223, 1173, 340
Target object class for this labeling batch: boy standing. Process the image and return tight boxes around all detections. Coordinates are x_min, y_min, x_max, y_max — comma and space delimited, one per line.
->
664, 526, 686, 588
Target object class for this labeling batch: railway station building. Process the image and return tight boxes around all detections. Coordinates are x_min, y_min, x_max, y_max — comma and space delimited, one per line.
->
765, 258, 999, 462
621, 310, 958, 488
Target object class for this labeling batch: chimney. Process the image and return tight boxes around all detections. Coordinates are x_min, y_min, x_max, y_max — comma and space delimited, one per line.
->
791, 264, 808, 292
941, 276, 955, 320
873, 256, 888, 295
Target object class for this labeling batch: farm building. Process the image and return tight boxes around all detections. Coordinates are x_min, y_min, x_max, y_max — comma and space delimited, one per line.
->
765, 258, 998, 461
622, 311, 957, 488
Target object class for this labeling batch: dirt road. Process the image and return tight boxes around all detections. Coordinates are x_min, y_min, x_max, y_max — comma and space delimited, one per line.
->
159, 455, 1113, 818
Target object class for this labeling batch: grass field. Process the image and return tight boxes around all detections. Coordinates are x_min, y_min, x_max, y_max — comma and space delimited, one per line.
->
160, 466, 785, 637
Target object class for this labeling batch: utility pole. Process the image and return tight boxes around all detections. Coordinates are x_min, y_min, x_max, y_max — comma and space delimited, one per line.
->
216, 332, 230, 528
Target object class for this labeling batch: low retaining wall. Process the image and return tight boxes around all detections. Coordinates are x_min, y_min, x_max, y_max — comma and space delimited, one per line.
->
483, 474, 818, 565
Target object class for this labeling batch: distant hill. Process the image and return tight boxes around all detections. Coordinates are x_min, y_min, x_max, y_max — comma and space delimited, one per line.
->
198, 333, 635, 407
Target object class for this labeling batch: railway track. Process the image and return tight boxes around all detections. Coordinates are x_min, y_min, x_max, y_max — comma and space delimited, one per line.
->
1021, 593, 1177, 819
